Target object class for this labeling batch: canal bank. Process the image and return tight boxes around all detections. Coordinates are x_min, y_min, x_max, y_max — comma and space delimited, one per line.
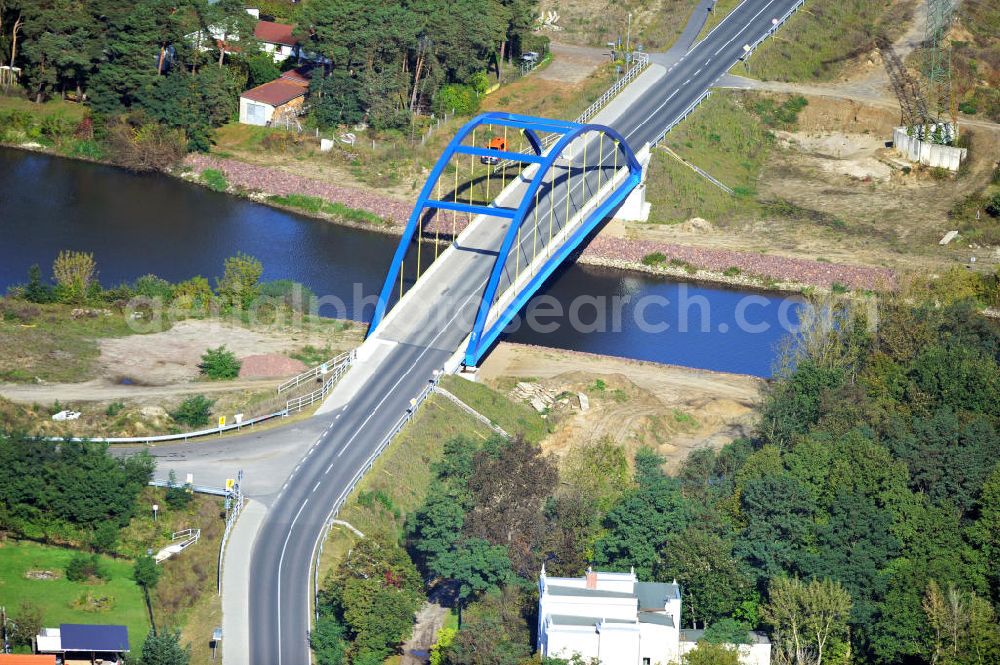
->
181, 151, 896, 293
2, 146, 806, 377
4, 141, 895, 294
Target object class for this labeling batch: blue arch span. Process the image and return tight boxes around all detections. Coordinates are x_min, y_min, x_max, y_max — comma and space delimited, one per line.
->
366, 112, 642, 368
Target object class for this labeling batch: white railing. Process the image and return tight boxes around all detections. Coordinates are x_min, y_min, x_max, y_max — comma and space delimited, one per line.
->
651, 89, 712, 147
434, 386, 509, 437
277, 350, 355, 394
574, 52, 650, 125
155, 528, 201, 564
284, 350, 355, 413
218, 474, 245, 594
149, 479, 231, 496
743, 0, 805, 57
56, 411, 287, 445
310, 377, 440, 619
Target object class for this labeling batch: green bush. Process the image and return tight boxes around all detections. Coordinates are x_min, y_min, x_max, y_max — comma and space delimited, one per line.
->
201, 168, 228, 192
70, 139, 105, 161
469, 71, 491, 95
723, 266, 742, 277
171, 395, 215, 428
105, 401, 125, 417
752, 96, 808, 129
133, 274, 174, 301
986, 192, 1000, 218
434, 84, 480, 116
199, 346, 241, 380
703, 618, 751, 644
958, 100, 978, 115
91, 521, 120, 554
65, 553, 109, 582
165, 470, 194, 510
247, 52, 281, 87
259, 279, 317, 311
642, 252, 667, 266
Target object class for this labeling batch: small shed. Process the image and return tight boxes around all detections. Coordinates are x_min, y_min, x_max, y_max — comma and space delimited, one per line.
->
239, 70, 310, 126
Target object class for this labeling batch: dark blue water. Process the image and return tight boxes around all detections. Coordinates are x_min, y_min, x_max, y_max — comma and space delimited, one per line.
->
0, 148, 801, 376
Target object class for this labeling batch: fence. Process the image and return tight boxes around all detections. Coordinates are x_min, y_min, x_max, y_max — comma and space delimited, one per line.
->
283, 350, 356, 413
56, 411, 288, 445
573, 52, 650, 126
311, 377, 440, 619
651, 89, 712, 147
277, 350, 355, 394
743, 0, 805, 57
658, 143, 733, 194
217, 473, 245, 594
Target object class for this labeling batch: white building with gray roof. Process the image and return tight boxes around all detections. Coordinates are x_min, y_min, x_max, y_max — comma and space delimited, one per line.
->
537, 567, 770, 665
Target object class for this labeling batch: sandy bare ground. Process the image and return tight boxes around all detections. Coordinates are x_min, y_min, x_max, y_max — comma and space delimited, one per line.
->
536, 43, 611, 84
0, 318, 360, 405
612, 3, 1000, 277
623, 92, 1000, 274
479, 342, 762, 470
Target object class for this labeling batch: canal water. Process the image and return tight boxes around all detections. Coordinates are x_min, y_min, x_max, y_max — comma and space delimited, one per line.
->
0, 148, 801, 376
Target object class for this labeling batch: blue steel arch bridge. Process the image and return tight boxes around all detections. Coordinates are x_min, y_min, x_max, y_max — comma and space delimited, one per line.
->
367, 111, 642, 368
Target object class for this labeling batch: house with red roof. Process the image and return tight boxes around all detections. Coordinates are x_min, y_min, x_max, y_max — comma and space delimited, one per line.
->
239, 68, 312, 126
254, 20, 301, 63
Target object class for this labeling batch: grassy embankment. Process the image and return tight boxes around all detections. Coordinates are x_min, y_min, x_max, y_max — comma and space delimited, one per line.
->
314, 377, 547, 584
644, 90, 809, 225
0, 489, 225, 662
949, 1, 1000, 122
0, 301, 137, 384
699, 0, 913, 82
0, 95, 100, 159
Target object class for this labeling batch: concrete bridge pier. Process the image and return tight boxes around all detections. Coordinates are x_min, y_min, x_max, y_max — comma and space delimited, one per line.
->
614, 142, 652, 222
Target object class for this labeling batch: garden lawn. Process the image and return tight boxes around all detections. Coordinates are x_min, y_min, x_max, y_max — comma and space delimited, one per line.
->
0, 540, 150, 649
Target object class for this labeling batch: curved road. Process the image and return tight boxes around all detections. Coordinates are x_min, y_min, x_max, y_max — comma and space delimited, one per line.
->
234, 0, 806, 662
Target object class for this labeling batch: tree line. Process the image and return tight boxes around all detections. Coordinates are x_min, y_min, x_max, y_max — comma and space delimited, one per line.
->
0, 0, 545, 154
315, 294, 1000, 665
298, 0, 545, 129
0, 434, 155, 547
6, 250, 320, 315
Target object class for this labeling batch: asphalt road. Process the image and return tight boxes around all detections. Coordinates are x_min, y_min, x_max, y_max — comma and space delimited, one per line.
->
171, 1, 808, 662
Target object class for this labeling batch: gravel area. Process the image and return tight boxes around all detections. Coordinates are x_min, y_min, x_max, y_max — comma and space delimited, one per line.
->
184, 154, 412, 225
238, 354, 308, 379
581, 236, 896, 290
183, 154, 896, 291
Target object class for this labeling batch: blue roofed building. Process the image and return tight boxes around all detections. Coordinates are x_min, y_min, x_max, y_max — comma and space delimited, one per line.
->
35, 624, 130, 664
